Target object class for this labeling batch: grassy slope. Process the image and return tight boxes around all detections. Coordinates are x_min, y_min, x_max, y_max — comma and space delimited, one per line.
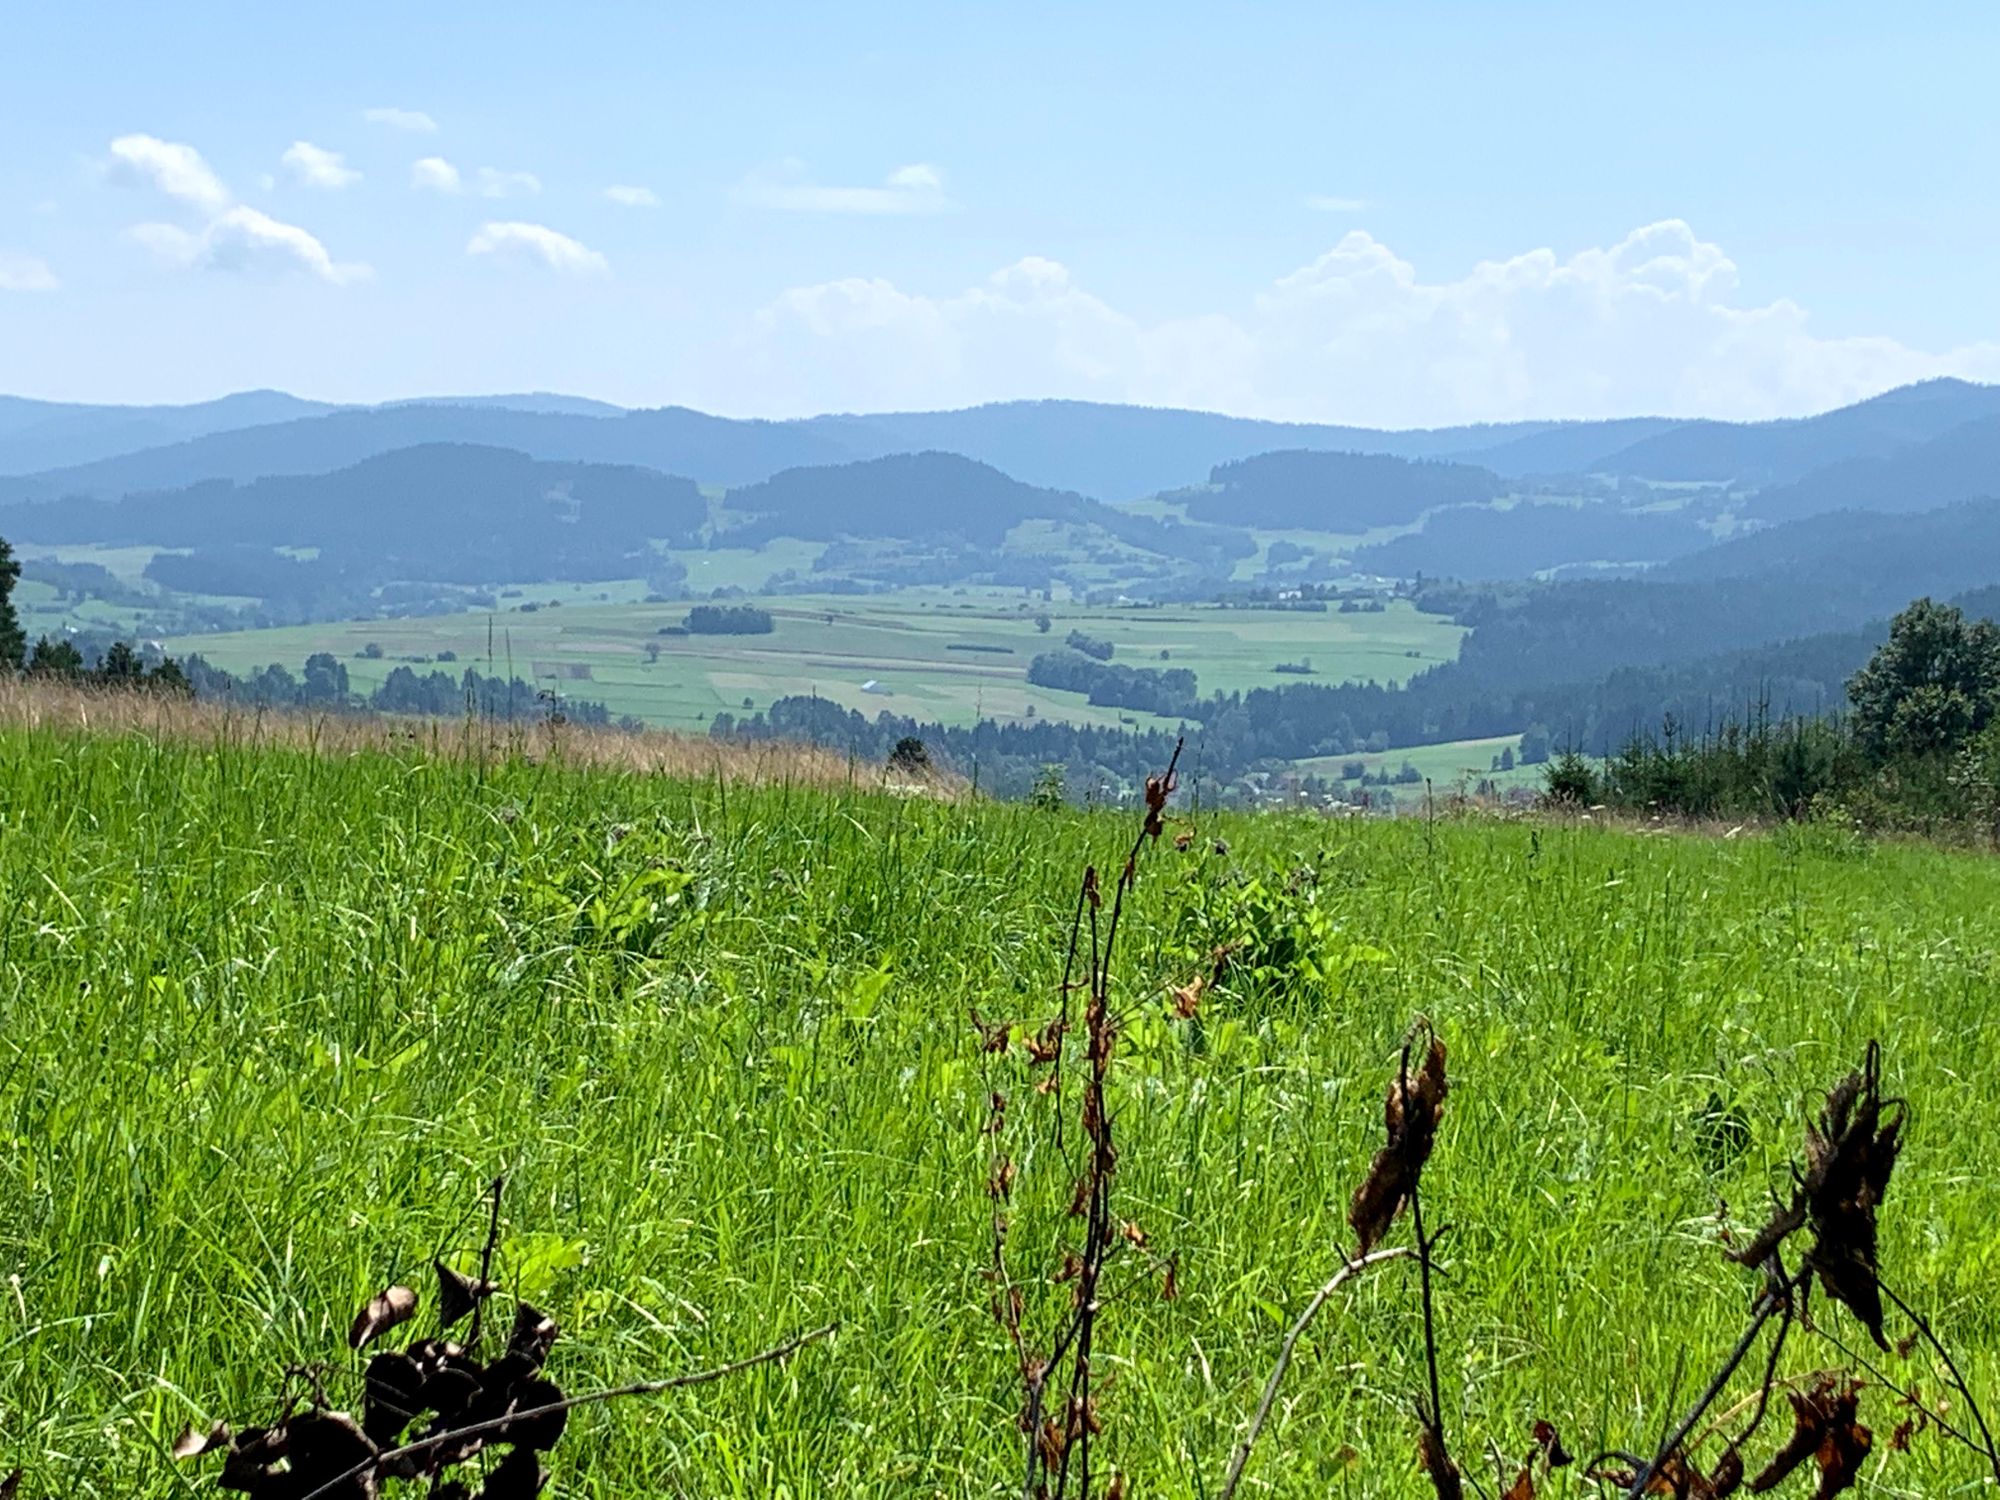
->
167, 595, 1465, 734
3, 729, 1998, 1495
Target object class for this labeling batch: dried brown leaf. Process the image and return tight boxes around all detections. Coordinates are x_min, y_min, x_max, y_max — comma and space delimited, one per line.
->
1417, 1421, 1464, 1500
497, 1377, 568, 1451
1711, 1445, 1744, 1497
507, 1302, 560, 1369
1531, 1419, 1571, 1468
218, 1424, 289, 1493
1350, 1032, 1449, 1254
348, 1284, 419, 1350
1749, 1376, 1864, 1494
1812, 1409, 1871, 1499
171, 1420, 231, 1460
1731, 1047, 1901, 1349
970, 1011, 1013, 1054
478, 1445, 549, 1500
434, 1260, 496, 1330
362, 1351, 426, 1447
283, 1411, 377, 1500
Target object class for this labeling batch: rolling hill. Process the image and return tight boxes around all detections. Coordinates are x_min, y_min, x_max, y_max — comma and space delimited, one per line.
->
1656, 496, 2000, 612
1183, 449, 1506, 530
0, 390, 338, 474
0, 443, 706, 584
0, 405, 854, 502
1592, 377, 2000, 484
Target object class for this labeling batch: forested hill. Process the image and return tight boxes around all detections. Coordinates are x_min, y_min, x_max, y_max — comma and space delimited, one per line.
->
1182, 450, 1505, 529
0, 390, 336, 474
0, 444, 705, 583
717, 450, 1249, 569
1656, 497, 2000, 610
1592, 377, 2000, 484
1745, 415, 2000, 522
0, 404, 852, 502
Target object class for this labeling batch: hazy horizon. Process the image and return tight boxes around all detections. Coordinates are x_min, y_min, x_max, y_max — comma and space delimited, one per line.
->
3, 374, 1989, 436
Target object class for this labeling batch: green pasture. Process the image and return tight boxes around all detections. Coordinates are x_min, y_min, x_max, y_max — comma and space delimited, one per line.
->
168, 594, 1464, 732
2, 725, 1998, 1495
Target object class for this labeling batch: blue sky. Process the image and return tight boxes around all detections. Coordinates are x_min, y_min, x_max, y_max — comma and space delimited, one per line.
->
4, 0, 1998, 424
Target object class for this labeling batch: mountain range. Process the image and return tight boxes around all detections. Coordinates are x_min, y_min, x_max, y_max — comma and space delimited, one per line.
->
12, 377, 2000, 503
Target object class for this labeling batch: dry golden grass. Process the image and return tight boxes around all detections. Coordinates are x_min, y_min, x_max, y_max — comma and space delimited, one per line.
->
0, 676, 956, 795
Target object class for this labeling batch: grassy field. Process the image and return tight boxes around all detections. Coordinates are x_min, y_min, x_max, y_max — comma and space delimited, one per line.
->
1297, 735, 1550, 794
3, 722, 1999, 1496
166, 595, 1465, 733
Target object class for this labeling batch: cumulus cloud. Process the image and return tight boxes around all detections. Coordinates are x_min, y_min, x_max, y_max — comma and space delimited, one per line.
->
411, 157, 462, 193
475, 167, 541, 198
466, 221, 607, 276
282, 141, 361, 189
735, 160, 951, 215
364, 107, 438, 133
411, 159, 538, 197
1304, 194, 1368, 213
745, 221, 2000, 424
130, 206, 369, 284
604, 184, 660, 208
109, 133, 367, 285
0, 251, 58, 292
107, 134, 230, 212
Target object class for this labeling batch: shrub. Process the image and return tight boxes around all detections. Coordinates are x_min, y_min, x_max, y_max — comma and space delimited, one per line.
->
1544, 749, 1599, 805
686, 604, 775, 635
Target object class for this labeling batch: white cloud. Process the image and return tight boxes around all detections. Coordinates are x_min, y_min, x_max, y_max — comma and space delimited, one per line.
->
475, 167, 541, 199
744, 221, 2000, 425
0, 252, 58, 292
1304, 194, 1368, 213
466, 221, 607, 276
130, 205, 369, 284
604, 184, 660, 208
734, 160, 951, 215
413, 160, 538, 197
106, 134, 230, 212
108, 132, 366, 285
282, 141, 361, 190
364, 107, 438, 133
411, 156, 464, 193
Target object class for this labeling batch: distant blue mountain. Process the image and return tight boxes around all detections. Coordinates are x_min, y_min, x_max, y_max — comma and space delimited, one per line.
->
5, 379, 2000, 511
0, 390, 337, 473
1590, 378, 2000, 484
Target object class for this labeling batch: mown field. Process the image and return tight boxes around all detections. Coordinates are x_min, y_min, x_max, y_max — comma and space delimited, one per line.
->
3, 724, 1998, 1496
164, 594, 1463, 734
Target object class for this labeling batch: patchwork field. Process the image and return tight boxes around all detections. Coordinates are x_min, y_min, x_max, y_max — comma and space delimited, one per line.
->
164, 593, 1466, 732
2, 724, 1997, 1495
1296, 735, 1549, 794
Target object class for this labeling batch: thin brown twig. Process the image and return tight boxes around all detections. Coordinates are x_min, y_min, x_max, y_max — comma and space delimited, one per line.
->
1623, 1278, 1795, 1499
1024, 738, 1182, 1500
1874, 1276, 2000, 1483
465, 1173, 505, 1352
1215, 1246, 1413, 1500
295, 1320, 840, 1500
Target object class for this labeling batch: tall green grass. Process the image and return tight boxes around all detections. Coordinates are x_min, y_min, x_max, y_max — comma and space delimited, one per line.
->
2, 725, 1998, 1496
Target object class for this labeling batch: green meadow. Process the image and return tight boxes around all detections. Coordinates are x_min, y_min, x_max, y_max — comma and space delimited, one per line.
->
3, 724, 1997, 1496
165, 594, 1464, 734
